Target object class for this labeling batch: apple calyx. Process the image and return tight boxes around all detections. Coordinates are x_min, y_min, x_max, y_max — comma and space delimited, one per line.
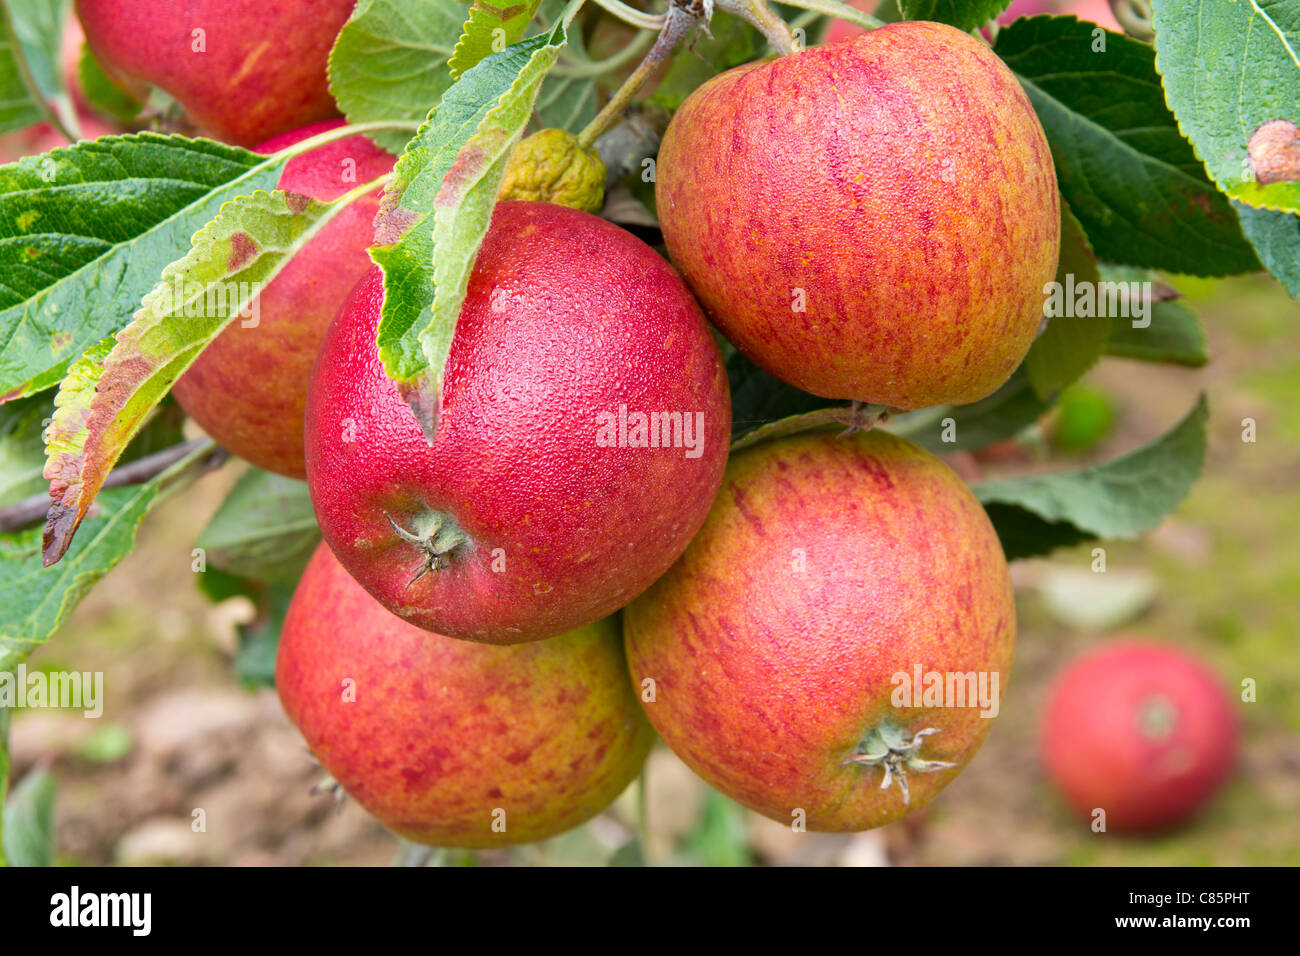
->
384, 510, 468, 586
842, 720, 957, 806
833, 401, 892, 436
1137, 694, 1178, 741
309, 773, 347, 809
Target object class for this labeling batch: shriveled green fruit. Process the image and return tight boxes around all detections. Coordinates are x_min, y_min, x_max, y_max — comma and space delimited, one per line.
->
498, 129, 606, 213
625, 428, 1016, 831
75, 0, 354, 146
657, 21, 1059, 409
171, 120, 395, 478
277, 543, 654, 848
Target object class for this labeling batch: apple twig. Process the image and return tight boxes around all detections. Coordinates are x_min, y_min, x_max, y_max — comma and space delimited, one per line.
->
0, 439, 226, 534
713, 0, 799, 55
576, 0, 706, 150
1109, 0, 1154, 40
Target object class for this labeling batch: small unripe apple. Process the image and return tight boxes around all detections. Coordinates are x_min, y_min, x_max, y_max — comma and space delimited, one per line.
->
277, 543, 654, 848
171, 120, 395, 478
305, 201, 731, 644
75, 0, 354, 146
624, 428, 1016, 831
658, 21, 1059, 410
498, 128, 606, 213
1042, 640, 1239, 832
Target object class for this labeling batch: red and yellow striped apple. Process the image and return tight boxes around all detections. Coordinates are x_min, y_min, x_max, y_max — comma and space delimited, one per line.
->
657, 21, 1059, 410
625, 428, 1016, 831
277, 543, 653, 848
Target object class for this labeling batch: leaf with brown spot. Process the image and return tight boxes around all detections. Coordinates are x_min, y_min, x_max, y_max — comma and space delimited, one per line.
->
1152, 0, 1300, 222
40, 187, 370, 565
996, 15, 1261, 275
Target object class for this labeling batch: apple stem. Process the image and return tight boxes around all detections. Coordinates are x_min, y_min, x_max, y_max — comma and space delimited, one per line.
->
714, 0, 800, 55
835, 401, 891, 436
1110, 0, 1154, 40
576, 0, 704, 151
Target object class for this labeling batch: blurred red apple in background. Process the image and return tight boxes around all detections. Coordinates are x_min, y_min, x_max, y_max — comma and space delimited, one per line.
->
1042, 640, 1239, 832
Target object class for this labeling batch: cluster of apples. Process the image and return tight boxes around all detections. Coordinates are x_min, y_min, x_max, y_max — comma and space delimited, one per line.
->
71, 4, 1064, 845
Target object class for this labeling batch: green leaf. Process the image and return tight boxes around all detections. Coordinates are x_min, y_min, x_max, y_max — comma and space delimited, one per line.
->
0, 386, 180, 513
727, 346, 828, 441
77, 42, 144, 122
1151, 0, 1300, 215
681, 791, 752, 867
40, 184, 363, 565
1025, 199, 1108, 398
0, 133, 277, 404
6, 0, 68, 103
1232, 201, 1300, 298
889, 368, 1054, 454
994, 16, 1260, 276
1, 765, 55, 866
0, 390, 49, 506
898, 0, 1010, 33
974, 394, 1208, 559
372, 27, 566, 435
233, 582, 294, 690
1, 476, 173, 671
0, 0, 60, 134
530, 0, 597, 133
533, 71, 598, 133
1100, 265, 1208, 366
450, 2, 540, 80
328, 0, 471, 154
196, 467, 320, 585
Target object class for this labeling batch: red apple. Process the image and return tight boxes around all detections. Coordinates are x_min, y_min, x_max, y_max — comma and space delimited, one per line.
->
171, 120, 395, 478
1062, 0, 1121, 31
75, 0, 354, 146
826, 1, 1117, 45
658, 21, 1059, 410
305, 201, 731, 644
624, 428, 1017, 831
1041, 640, 1239, 832
277, 543, 654, 848
822, 0, 879, 45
